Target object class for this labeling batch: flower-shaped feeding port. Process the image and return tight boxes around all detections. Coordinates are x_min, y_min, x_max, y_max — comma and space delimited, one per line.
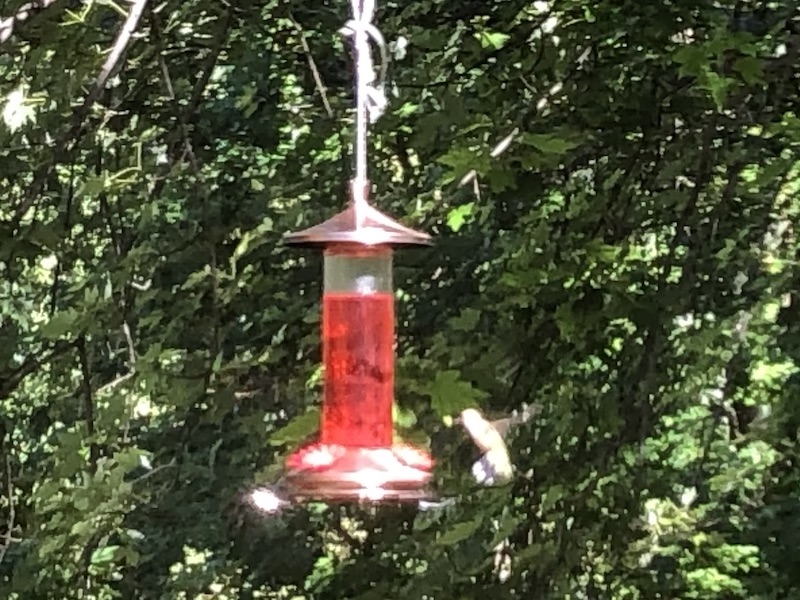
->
281, 180, 434, 503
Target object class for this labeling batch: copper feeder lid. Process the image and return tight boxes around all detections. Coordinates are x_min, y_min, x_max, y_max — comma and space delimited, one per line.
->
283, 180, 432, 249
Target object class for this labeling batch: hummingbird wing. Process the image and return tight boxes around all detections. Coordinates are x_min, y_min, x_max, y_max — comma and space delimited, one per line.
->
490, 402, 541, 438
490, 417, 513, 439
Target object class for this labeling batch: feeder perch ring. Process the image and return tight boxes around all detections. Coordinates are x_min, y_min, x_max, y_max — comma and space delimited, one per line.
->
283, 443, 433, 502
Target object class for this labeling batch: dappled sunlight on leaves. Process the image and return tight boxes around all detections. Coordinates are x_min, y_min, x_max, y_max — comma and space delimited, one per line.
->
1, 0, 800, 598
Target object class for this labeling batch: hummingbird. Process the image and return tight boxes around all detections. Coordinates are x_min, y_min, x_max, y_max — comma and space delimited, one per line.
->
455, 404, 538, 486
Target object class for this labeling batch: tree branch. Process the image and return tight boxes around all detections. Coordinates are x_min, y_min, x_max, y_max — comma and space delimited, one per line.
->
148, 6, 221, 379
458, 45, 592, 188
186, 9, 232, 124
148, 9, 200, 173
12, 0, 150, 228
136, 6, 231, 230
287, 11, 334, 118
0, 448, 15, 566
76, 337, 99, 474
0, 341, 71, 400
0, 0, 60, 46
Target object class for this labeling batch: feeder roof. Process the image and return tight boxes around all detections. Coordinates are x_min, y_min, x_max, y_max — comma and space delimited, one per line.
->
283, 201, 432, 249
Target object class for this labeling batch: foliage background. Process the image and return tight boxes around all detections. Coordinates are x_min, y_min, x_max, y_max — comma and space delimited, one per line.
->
1, 0, 800, 598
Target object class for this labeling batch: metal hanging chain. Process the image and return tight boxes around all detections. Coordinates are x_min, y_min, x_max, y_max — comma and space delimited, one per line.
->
340, 0, 389, 204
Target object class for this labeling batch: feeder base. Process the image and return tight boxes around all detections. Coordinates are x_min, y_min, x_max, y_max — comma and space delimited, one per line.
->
283, 443, 433, 502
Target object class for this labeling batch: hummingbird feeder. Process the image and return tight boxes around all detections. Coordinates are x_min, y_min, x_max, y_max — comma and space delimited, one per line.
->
278, 0, 434, 503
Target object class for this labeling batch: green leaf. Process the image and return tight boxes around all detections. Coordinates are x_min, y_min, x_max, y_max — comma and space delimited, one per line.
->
268, 408, 320, 446
519, 133, 579, 155
437, 147, 476, 170
673, 46, 707, 77
488, 514, 523, 548
585, 240, 620, 262
70, 520, 93, 537
73, 495, 90, 511
436, 516, 484, 546
446, 202, 474, 232
732, 56, 763, 85
427, 370, 488, 417
393, 404, 418, 429
475, 31, 510, 50
90, 545, 120, 565
40, 308, 80, 339
232, 231, 254, 263
413, 507, 444, 532
702, 70, 732, 112
29, 223, 62, 250
752, 360, 797, 385
396, 102, 419, 117
113, 447, 145, 472
451, 308, 481, 331
79, 176, 107, 197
